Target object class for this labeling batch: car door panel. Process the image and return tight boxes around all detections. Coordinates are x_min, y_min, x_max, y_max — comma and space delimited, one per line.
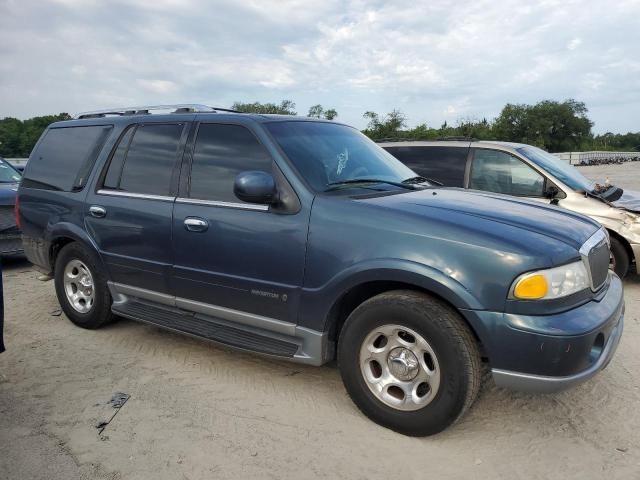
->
171, 122, 308, 325
85, 122, 188, 295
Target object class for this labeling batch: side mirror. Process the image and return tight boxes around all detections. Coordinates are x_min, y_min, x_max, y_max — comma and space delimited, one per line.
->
234, 171, 277, 205
545, 185, 560, 199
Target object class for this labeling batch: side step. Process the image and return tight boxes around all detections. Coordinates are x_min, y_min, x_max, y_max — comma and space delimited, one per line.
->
112, 299, 300, 358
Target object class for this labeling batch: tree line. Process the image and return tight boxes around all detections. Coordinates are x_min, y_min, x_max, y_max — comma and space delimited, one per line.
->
1, 100, 638, 158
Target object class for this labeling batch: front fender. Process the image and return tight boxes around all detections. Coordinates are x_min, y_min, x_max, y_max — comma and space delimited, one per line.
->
297, 258, 484, 333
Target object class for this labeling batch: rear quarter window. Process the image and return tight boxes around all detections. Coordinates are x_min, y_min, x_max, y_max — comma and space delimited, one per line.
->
384, 146, 469, 187
24, 125, 113, 191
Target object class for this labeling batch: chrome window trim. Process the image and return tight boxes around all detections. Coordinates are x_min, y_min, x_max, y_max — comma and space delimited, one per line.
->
579, 228, 609, 291
97, 189, 175, 202
176, 197, 269, 211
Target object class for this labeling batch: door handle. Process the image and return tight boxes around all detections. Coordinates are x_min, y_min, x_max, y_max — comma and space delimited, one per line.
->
89, 205, 107, 218
184, 217, 209, 232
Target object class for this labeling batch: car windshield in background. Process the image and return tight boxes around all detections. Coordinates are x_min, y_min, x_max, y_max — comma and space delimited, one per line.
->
517, 146, 595, 192
266, 121, 418, 192
0, 159, 21, 183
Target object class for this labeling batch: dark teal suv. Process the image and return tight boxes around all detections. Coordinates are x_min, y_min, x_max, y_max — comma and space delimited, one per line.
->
17, 105, 624, 436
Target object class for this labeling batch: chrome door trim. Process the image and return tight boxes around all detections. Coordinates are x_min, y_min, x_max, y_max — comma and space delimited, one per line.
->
175, 297, 295, 336
108, 282, 175, 307
108, 281, 294, 335
97, 189, 175, 202
176, 197, 269, 211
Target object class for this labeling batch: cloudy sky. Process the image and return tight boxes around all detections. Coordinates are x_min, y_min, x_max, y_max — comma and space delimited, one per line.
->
1, 0, 639, 132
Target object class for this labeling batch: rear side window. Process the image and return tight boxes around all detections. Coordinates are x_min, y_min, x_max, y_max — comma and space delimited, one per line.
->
384, 146, 468, 187
103, 124, 184, 196
189, 123, 272, 202
25, 125, 112, 191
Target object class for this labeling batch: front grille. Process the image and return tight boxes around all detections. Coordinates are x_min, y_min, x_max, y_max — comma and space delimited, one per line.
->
588, 240, 610, 289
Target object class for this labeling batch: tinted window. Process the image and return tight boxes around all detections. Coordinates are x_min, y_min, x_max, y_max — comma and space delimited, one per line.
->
113, 124, 183, 196
25, 125, 112, 191
103, 127, 134, 189
189, 124, 271, 202
470, 149, 545, 196
384, 146, 468, 187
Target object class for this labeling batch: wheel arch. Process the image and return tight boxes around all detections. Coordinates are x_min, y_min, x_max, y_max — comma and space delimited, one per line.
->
46, 223, 104, 274
606, 228, 634, 262
317, 266, 486, 357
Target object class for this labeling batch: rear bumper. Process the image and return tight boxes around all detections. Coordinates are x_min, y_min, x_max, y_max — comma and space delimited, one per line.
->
492, 311, 623, 393
0, 233, 23, 256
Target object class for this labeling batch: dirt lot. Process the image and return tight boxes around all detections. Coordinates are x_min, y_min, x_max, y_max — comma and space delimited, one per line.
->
2, 162, 640, 480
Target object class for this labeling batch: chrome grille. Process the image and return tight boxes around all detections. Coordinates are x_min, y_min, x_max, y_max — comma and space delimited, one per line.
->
579, 229, 610, 290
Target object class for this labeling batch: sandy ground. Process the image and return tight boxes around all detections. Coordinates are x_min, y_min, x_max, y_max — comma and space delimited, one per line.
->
2, 162, 640, 480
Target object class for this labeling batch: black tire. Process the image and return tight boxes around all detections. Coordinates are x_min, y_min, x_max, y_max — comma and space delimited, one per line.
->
337, 290, 481, 436
610, 236, 630, 278
54, 242, 113, 329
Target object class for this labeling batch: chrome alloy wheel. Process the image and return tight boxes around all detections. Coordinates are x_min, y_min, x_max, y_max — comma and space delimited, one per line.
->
359, 324, 441, 411
63, 259, 95, 313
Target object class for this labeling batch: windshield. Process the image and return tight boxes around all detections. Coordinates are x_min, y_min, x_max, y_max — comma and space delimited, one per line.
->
266, 121, 417, 191
516, 146, 594, 192
0, 158, 21, 183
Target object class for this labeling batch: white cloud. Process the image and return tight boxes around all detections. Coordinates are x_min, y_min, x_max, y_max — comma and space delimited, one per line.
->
137, 79, 178, 94
0, 0, 639, 133
568, 37, 582, 50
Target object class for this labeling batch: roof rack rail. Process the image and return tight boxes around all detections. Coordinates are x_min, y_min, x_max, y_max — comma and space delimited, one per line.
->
74, 104, 240, 119
436, 136, 477, 142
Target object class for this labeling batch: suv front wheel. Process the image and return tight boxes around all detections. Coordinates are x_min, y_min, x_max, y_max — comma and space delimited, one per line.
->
338, 290, 481, 436
54, 242, 113, 329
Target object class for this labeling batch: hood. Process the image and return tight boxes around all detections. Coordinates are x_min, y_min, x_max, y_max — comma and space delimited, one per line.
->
612, 189, 640, 213
359, 188, 599, 250
0, 182, 18, 207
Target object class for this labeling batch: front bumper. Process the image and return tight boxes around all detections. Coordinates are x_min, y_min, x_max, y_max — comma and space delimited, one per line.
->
461, 274, 625, 393
492, 312, 623, 393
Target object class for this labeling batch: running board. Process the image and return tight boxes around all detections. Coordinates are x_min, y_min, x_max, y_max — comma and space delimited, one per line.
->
112, 299, 301, 358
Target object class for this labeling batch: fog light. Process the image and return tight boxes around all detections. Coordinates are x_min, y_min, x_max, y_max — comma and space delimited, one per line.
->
590, 333, 605, 363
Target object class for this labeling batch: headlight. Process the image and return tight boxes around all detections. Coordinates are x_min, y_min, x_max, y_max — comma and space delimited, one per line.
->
511, 261, 589, 300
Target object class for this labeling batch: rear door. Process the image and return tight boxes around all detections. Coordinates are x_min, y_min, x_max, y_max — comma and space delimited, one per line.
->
383, 145, 469, 187
171, 121, 308, 326
85, 122, 188, 294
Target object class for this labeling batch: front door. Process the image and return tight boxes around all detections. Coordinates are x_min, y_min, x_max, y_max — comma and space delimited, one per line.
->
171, 122, 308, 326
468, 148, 549, 203
85, 122, 187, 294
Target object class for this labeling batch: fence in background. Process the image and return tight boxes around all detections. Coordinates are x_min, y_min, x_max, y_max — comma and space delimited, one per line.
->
553, 151, 640, 166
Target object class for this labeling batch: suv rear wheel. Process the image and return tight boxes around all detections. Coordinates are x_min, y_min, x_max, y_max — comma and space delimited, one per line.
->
54, 242, 113, 329
337, 290, 481, 436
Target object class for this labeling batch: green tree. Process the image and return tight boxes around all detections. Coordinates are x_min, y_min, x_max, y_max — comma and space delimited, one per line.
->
307, 104, 338, 120
231, 100, 296, 115
0, 113, 71, 157
362, 109, 406, 140
493, 99, 593, 152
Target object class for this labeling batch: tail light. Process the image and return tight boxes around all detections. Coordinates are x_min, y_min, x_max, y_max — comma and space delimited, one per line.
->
14, 194, 22, 230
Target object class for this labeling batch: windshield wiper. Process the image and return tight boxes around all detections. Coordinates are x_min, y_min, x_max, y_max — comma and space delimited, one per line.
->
325, 178, 418, 192
402, 176, 442, 186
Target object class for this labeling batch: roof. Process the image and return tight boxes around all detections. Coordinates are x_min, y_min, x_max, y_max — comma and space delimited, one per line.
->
377, 139, 530, 150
